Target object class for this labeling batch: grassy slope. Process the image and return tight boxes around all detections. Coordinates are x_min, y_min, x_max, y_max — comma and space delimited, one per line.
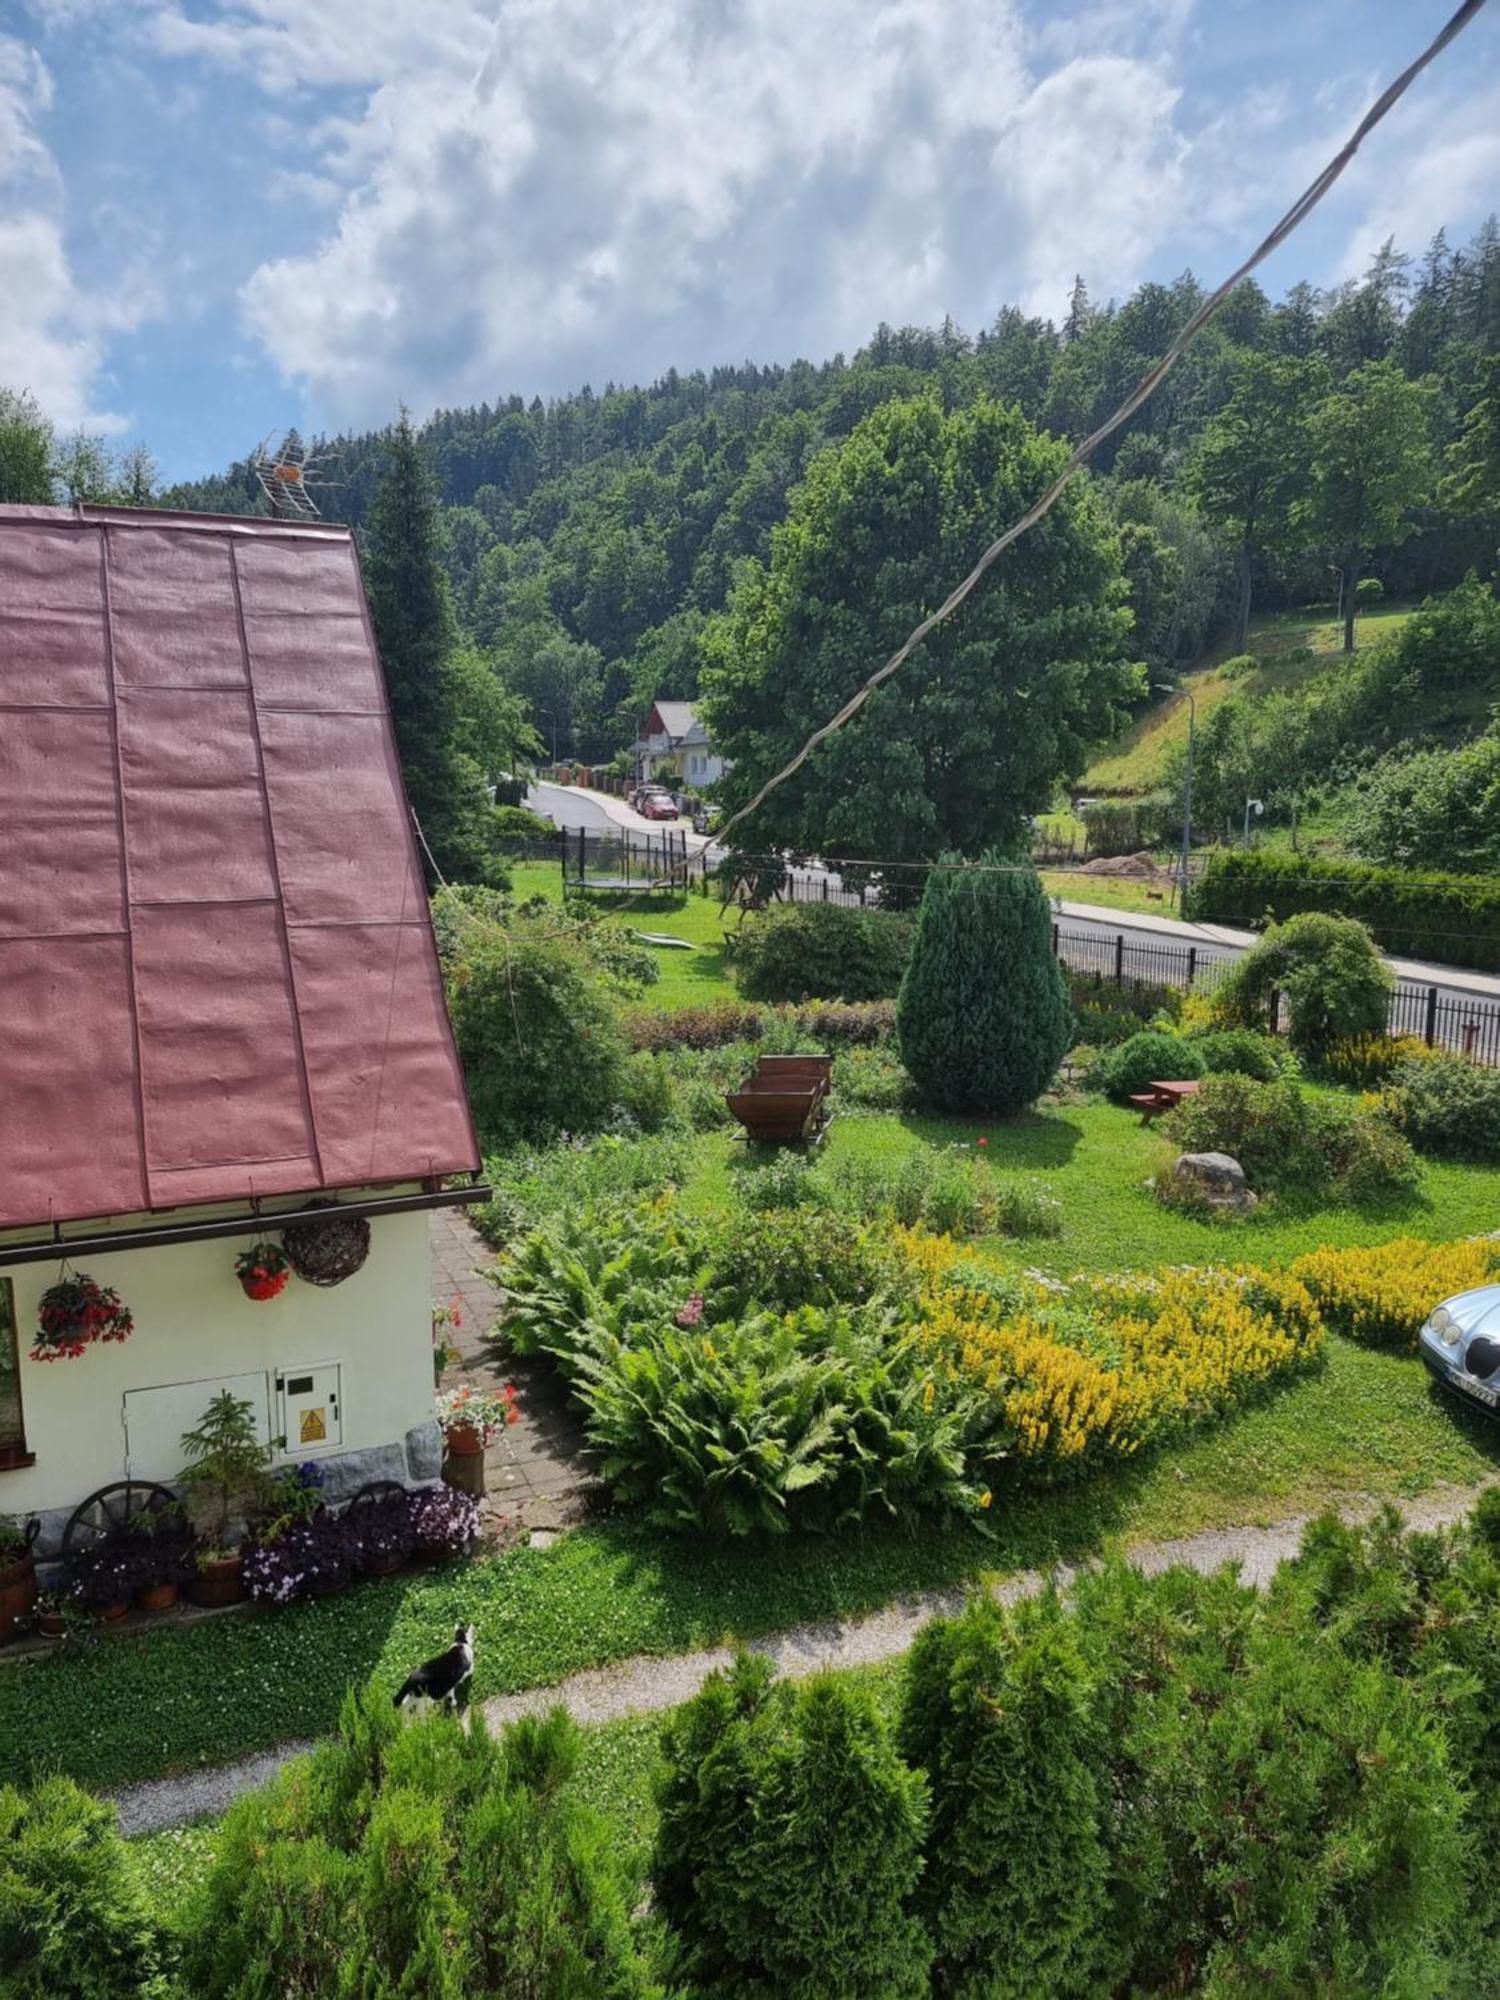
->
1082, 603, 1415, 797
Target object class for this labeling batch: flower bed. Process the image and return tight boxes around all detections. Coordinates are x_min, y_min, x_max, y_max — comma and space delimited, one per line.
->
1288, 1236, 1500, 1348
491, 1196, 1328, 1532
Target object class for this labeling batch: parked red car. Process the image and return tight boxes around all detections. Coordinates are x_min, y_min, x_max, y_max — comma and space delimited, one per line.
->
638, 788, 680, 821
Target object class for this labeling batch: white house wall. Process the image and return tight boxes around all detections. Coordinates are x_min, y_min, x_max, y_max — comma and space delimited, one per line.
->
4, 1209, 437, 1542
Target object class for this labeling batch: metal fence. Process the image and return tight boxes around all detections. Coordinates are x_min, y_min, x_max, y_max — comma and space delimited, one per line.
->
558, 825, 692, 893
1056, 924, 1500, 1066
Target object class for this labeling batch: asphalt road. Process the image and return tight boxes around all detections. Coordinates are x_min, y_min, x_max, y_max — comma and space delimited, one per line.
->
527, 782, 1500, 1037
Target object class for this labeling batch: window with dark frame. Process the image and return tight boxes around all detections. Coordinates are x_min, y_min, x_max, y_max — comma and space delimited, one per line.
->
0, 1279, 26, 1459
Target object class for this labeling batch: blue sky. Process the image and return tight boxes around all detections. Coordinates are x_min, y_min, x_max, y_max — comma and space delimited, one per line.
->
3, 0, 1497, 483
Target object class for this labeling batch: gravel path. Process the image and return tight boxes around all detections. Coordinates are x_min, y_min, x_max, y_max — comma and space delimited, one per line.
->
111, 1483, 1490, 1838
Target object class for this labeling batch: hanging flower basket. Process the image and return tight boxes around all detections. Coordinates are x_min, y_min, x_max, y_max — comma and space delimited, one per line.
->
31, 1271, 134, 1362
235, 1241, 292, 1302
281, 1209, 372, 1288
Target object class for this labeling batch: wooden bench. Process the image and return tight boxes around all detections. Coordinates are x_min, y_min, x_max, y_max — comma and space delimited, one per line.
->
726, 1053, 833, 1145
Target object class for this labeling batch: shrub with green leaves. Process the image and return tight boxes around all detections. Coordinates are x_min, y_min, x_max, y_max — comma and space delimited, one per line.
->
1094, 1028, 1202, 1101
1066, 971, 1182, 1049
654, 1653, 931, 1998
708, 1207, 891, 1316
473, 1133, 696, 1245
1187, 1025, 1287, 1082
900, 1591, 1112, 2000
576, 1301, 979, 1535
181, 1691, 657, 2000
732, 902, 914, 1002
1381, 1050, 1500, 1162
0, 1776, 170, 1999
1161, 1072, 1420, 1205
898, 858, 1072, 1114
1212, 910, 1393, 1063
443, 913, 629, 1145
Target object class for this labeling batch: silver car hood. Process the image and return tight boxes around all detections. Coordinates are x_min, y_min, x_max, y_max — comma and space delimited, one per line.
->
1435, 1284, 1500, 1338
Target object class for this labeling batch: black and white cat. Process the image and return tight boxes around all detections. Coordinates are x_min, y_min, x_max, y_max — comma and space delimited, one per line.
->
394, 1623, 475, 1710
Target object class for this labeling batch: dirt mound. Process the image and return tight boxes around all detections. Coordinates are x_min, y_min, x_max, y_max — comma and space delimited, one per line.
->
1079, 851, 1163, 878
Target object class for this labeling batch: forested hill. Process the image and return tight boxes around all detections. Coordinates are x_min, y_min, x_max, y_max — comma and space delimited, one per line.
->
165, 223, 1500, 763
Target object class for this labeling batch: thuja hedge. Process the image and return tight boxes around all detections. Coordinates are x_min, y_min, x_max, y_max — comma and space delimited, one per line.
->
1190, 848, 1500, 971
659, 1497, 1500, 1997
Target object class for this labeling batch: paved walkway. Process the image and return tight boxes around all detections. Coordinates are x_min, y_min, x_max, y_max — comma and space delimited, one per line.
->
109, 1480, 1490, 1836
429, 1208, 596, 1536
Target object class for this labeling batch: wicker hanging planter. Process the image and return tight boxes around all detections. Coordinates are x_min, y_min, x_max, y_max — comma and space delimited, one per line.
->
281, 1208, 372, 1288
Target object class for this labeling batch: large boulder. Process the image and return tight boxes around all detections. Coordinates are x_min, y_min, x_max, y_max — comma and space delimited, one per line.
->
1171, 1150, 1257, 1215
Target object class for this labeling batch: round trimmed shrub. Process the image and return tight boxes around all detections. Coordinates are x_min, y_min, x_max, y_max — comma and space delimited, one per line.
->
1189, 1026, 1285, 1082
897, 858, 1071, 1114
1214, 911, 1392, 1063
733, 903, 914, 1002
1095, 1029, 1201, 1102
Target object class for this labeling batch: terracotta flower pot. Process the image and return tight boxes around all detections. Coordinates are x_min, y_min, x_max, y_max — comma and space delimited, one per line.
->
187, 1555, 247, 1608
444, 1421, 484, 1456
135, 1580, 180, 1615
0, 1551, 37, 1644
362, 1551, 407, 1577
97, 1600, 130, 1624
37, 1611, 67, 1638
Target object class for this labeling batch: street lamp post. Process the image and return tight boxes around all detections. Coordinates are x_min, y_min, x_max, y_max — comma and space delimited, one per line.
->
536, 707, 560, 765
1153, 682, 1195, 912
1243, 796, 1264, 845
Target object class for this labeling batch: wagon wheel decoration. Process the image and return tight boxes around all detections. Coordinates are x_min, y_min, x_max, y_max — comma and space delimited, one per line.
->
344, 1479, 407, 1514
61, 1480, 181, 1563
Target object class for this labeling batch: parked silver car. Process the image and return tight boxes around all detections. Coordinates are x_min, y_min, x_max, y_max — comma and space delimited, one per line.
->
1420, 1285, 1500, 1413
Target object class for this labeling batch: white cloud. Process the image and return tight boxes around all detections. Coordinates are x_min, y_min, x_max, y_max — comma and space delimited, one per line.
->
1335, 81, 1500, 283
0, 33, 125, 427
128, 0, 1224, 429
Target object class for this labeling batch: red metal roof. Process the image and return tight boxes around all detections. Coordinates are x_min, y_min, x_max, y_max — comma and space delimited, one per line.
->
0, 504, 481, 1232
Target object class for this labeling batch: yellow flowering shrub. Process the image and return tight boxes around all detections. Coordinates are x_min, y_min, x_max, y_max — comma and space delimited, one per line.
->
1289, 1237, 1500, 1348
914, 1263, 1324, 1476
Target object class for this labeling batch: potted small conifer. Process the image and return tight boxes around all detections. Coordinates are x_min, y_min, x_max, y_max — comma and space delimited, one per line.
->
179, 1391, 272, 1606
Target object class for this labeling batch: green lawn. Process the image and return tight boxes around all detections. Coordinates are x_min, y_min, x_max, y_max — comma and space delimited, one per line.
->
511, 859, 740, 1008
1041, 871, 1184, 918
678, 1098, 1500, 1276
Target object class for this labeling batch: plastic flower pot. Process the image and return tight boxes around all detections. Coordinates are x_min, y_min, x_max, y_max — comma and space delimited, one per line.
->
135, 1580, 179, 1615
187, 1554, 247, 1608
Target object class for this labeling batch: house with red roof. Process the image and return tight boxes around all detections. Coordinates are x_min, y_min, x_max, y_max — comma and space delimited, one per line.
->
0, 503, 486, 1550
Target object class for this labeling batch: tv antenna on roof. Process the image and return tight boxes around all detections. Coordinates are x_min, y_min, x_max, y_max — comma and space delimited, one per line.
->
250, 432, 338, 520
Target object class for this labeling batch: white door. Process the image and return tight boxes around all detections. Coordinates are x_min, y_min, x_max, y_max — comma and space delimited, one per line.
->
276, 1363, 343, 1458
123, 1372, 272, 1483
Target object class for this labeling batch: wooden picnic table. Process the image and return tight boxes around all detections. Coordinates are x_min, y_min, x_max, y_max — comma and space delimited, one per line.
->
1127, 1078, 1203, 1124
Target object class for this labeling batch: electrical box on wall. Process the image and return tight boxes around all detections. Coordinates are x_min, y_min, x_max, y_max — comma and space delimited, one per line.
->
276, 1363, 342, 1456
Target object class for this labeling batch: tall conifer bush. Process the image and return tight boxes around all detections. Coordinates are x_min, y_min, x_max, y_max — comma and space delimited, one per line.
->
896, 856, 1071, 1113
900, 1592, 1112, 2000
653, 1652, 931, 1998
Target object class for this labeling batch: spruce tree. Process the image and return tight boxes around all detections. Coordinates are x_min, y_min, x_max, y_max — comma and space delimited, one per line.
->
896, 856, 1071, 1114
364, 413, 503, 882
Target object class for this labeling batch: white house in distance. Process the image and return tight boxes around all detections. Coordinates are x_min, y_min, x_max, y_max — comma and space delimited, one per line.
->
0, 502, 486, 1552
632, 700, 728, 790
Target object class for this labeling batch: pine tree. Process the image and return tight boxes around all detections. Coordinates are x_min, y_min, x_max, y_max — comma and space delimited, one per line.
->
896, 857, 1072, 1114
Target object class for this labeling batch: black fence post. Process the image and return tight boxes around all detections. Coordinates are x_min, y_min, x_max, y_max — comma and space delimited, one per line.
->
1052, 922, 1059, 957
1187, 945, 1197, 987
1114, 933, 1125, 985
1424, 985, 1438, 1047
